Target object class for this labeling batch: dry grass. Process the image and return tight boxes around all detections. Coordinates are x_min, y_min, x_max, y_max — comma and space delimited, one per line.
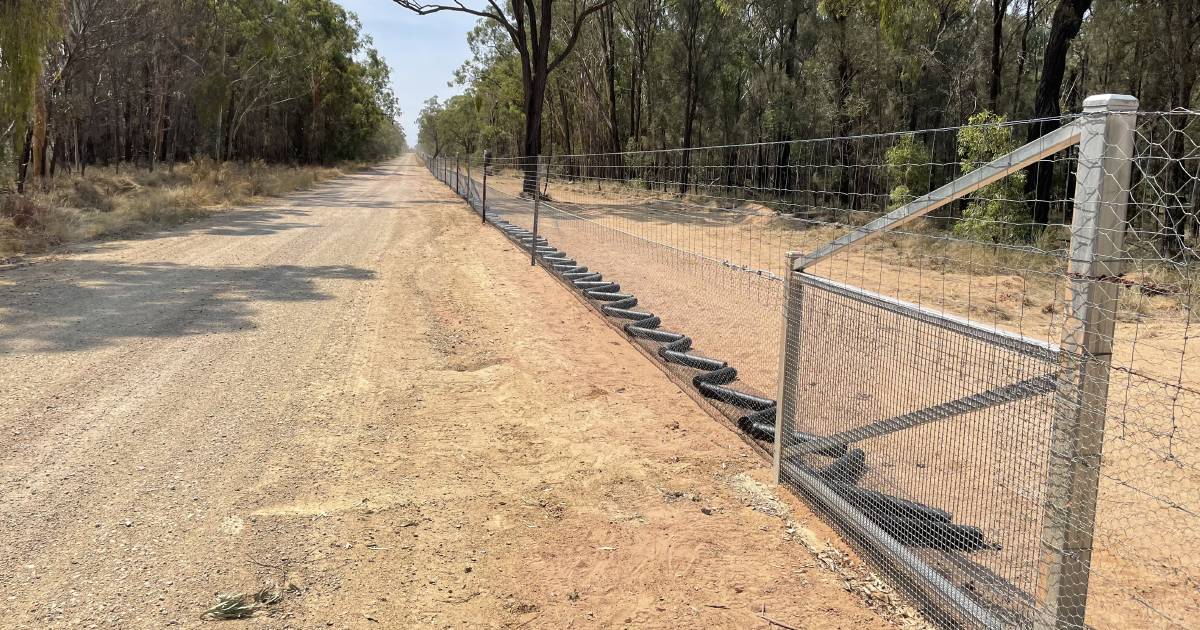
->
0, 159, 355, 257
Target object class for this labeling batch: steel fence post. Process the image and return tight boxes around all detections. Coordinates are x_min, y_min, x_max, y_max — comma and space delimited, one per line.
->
530, 155, 542, 267
481, 153, 489, 224
1037, 93, 1138, 629
773, 252, 803, 483
465, 157, 473, 210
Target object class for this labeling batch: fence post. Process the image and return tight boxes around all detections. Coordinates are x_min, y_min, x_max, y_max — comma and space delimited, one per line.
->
530, 155, 542, 267
455, 154, 461, 195
481, 153, 488, 224
773, 252, 803, 483
1037, 93, 1138, 629
465, 157, 473, 210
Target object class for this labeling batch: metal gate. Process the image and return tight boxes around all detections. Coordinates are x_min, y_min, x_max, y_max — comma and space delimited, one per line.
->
773, 94, 1138, 629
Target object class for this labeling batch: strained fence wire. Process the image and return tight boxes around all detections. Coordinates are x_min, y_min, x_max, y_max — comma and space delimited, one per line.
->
421, 99, 1199, 629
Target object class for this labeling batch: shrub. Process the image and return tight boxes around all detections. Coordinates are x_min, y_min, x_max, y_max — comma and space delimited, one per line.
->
0, 194, 79, 254
70, 179, 114, 212
884, 134, 931, 209
952, 112, 1030, 243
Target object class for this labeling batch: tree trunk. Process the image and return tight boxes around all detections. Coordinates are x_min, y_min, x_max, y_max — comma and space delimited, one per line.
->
214, 106, 224, 162
557, 87, 575, 179
521, 74, 548, 195
1014, 0, 1036, 115
629, 62, 639, 145
30, 77, 49, 184
50, 134, 63, 177
679, 73, 699, 196
1025, 0, 1092, 229
601, 6, 622, 177
73, 119, 81, 175
833, 15, 854, 207
1158, 0, 1197, 260
309, 79, 323, 163
16, 126, 34, 195
151, 86, 168, 171
678, 0, 702, 196
989, 0, 1009, 111
776, 2, 800, 191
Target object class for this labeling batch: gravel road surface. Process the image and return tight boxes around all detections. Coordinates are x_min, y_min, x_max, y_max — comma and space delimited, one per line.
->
0, 155, 889, 629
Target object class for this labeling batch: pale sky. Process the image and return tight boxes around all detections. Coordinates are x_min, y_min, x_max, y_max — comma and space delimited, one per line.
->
336, 0, 479, 141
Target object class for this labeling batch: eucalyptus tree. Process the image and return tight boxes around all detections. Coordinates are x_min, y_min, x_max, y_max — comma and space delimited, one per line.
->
391, 0, 617, 191
1, 0, 62, 191
0, 0, 404, 197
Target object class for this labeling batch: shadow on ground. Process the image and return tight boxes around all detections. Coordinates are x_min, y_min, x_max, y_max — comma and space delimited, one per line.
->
0, 261, 374, 353
66, 168, 418, 254
199, 208, 316, 237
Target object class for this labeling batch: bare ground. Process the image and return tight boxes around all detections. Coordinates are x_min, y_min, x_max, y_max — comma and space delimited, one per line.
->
0, 156, 893, 629
476, 171, 1200, 628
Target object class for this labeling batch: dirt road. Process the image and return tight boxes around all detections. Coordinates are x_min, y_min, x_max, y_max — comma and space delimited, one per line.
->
0, 155, 890, 629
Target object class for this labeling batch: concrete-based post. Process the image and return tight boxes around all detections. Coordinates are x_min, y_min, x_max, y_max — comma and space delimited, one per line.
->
773, 252, 803, 482
1037, 94, 1138, 629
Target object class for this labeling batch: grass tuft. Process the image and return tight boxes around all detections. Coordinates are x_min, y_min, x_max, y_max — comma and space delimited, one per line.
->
202, 593, 261, 620
201, 582, 292, 621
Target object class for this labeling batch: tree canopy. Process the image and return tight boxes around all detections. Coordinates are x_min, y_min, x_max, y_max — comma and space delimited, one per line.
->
418, 0, 1198, 159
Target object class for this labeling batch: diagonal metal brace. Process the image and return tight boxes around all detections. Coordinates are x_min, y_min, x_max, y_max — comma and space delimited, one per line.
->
783, 374, 1058, 459
796, 121, 1082, 271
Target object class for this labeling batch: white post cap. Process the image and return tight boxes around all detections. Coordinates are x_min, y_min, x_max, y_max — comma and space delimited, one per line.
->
1082, 94, 1139, 112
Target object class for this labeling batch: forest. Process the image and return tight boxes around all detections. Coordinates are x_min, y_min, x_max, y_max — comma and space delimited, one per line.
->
0, 0, 406, 195
417, 0, 1196, 158
408, 0, 1197, 247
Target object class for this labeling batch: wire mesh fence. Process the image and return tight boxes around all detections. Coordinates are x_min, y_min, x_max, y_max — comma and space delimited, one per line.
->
420, 95, 1199, 629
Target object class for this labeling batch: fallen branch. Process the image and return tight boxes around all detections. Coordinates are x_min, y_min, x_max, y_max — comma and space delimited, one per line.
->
759, 613, 802, 630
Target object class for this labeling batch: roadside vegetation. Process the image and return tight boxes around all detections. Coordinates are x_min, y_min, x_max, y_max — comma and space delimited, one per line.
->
0, 159, 357, 257
0, 0, 406, 257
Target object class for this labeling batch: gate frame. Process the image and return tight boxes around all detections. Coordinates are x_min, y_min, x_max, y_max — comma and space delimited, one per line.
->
773, 94, 1139, 628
